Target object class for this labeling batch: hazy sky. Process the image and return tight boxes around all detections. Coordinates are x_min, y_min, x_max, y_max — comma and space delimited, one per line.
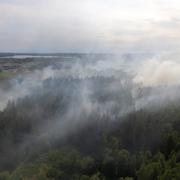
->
0, 0, 180, 53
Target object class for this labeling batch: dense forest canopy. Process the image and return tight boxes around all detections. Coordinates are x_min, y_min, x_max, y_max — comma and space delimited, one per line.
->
1, 0, 180, 179
0, 54, 179, 179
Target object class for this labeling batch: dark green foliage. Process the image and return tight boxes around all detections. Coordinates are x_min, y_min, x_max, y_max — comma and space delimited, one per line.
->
0, 77, 179, 179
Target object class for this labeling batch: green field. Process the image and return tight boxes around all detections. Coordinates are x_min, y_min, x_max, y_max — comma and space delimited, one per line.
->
0, 71, 14, 80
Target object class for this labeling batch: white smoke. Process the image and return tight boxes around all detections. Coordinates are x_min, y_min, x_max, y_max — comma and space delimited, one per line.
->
134, 54, 180, 86
1, 53, 180, 113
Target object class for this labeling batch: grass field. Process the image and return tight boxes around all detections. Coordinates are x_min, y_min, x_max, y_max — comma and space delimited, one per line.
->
0, 71, 13, 80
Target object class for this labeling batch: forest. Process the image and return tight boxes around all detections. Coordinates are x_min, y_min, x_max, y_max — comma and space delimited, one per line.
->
1, 0, 180, 178
0, 62, 179, 180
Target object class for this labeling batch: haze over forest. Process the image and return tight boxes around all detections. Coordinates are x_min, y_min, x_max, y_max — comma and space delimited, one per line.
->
0, 0, 180, 180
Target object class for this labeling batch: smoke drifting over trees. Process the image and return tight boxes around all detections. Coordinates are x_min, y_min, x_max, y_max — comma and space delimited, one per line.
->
0, 53, 180, 179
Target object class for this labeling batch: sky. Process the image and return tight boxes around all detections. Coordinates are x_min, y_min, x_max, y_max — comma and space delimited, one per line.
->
0, 0, 180, 53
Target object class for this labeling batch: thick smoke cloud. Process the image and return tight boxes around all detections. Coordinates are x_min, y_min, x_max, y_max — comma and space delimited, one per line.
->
1, 53, 180, 114
134, 53, 180, 86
